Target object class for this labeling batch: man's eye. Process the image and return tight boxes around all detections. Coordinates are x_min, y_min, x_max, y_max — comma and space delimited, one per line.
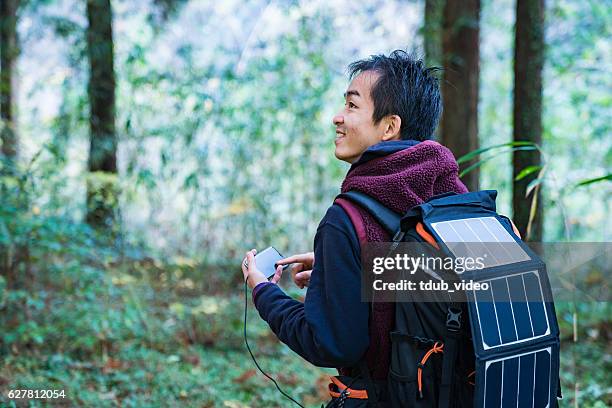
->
348, 101, 357, 108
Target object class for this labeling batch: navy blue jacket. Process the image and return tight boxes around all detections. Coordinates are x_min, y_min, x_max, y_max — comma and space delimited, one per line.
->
253, 140, 419, 367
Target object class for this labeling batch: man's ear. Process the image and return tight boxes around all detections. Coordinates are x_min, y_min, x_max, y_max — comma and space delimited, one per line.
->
381, 115, 402, 141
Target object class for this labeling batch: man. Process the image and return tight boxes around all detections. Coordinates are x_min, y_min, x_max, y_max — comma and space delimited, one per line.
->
241, 50, 467, 406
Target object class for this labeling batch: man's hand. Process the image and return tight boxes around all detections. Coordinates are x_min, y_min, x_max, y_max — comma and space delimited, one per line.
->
276, 252, 314, 289
241, 249, 269, 289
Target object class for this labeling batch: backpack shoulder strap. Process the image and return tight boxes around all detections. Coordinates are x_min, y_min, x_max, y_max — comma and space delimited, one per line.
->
335, 190, 402, 237
334, 197, 368, 246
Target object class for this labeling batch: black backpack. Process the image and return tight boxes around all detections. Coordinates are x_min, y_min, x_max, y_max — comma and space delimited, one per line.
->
330, 190, 561, 408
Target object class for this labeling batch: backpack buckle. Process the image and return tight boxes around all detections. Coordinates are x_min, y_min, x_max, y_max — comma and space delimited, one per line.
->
446, 307, 462, 332
389, 230, 405, 252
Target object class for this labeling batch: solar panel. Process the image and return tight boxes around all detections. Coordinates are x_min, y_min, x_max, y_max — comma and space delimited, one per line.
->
430, 217, 531, 268
405, 198, 561, 407
482, 347, 552, 408
473, 270, 551, 349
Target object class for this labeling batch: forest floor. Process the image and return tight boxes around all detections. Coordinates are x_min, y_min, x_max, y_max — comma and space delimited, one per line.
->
0, 260, 609, 407
1, 339, 333, 407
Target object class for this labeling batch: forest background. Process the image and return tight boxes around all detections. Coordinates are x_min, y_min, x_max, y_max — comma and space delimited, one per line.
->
0, 0, 609, 406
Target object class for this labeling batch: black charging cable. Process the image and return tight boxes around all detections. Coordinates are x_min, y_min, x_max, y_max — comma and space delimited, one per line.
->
243, 279, 305, 408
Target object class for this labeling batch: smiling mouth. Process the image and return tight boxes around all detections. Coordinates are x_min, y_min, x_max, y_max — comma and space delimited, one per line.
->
335, 134, 345, 145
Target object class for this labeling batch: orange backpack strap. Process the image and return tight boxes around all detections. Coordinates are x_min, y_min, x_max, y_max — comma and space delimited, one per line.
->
328, 376, 369, 399
416, 222, 440, 249
510, 220, 521, 238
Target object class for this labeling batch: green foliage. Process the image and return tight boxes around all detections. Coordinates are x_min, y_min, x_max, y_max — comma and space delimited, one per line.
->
457, 142, 538, 178
556, 302, 612, 407
479, 0, 610, 241
0, 150, 330, 406
575, 174, 612, 187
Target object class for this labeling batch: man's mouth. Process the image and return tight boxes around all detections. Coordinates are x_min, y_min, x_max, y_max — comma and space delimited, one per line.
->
335, 131, 346, 145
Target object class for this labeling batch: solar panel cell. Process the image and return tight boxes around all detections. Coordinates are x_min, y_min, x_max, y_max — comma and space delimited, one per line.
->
523, 272, 549, 337
474, 285, 502, 348
507, 275, 535, 339
502, 357, 519, 408
518, 353, 535, 407
472, 219, 515, 266
534, 350, 551, 407
484, 360, 503, 407
433, 220, 462, 241
490, 278, 518, 343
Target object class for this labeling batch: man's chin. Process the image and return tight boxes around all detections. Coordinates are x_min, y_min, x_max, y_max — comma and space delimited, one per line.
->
334, 148, 356, 164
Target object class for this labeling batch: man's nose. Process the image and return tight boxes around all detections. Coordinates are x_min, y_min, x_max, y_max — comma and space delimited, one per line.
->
332, 113, 344, 126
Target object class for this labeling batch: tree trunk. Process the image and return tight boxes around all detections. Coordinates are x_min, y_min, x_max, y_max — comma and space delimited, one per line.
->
512, 0, 544, 241
440, 0, 480, 191
0, 0, 18, 165
85, 0, 117, 228
0, 0, 18, 290
424, 0, 445, 141
424, 0, 444, 68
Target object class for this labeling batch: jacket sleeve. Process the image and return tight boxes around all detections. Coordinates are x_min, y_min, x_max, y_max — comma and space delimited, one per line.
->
253, 213, 369, 368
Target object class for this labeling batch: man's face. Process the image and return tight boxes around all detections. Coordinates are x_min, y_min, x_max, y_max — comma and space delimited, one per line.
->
332, 70, 387, 163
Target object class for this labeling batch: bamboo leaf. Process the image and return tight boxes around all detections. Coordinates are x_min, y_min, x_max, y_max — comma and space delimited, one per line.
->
525, 177, 544, 198
457, 141, 537, 164
515, 165, 542, 181
575, 174, 612, 187
459, 147, 537, 177
526, 183, 540, 241
525, 165, 547, 240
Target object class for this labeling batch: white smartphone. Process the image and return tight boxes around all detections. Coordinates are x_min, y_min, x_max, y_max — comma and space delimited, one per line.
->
254, 246, 287, 280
